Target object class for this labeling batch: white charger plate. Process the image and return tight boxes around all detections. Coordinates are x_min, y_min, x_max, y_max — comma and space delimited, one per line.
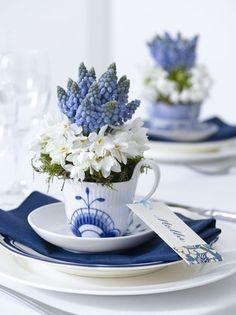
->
0, 242, 235, 295
27, 203, 155, 253
0, 209, 234, 295
146, 138, 236, 163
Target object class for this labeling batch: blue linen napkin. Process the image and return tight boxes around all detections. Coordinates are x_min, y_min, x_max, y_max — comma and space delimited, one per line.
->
147, 117, 236, 143
0, 191, 221, 265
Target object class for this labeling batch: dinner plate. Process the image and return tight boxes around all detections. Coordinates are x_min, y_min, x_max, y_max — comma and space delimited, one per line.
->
28, 203, 155, 253
0, 207, 218, 278
0, 209, 232, 294
146, 121, 218, 142
0, 234, 179, 278
0, 242, 235, 295
145, 139, 236, 163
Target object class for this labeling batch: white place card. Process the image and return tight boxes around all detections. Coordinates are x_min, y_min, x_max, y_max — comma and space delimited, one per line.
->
127, 201, 223, 265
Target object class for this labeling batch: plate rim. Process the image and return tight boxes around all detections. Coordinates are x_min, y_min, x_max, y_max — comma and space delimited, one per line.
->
0, 246, 236, 295
0, 241, 182, 271
147, 121, 219, 142
0, 235, 179, 270
0, 206, 217, 270
148, 136, 236, 149
146, 139, 236, 163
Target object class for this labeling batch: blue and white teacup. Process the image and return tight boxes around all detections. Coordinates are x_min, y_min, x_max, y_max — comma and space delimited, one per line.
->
63, 159, 160, 238
147, 101, 201, 130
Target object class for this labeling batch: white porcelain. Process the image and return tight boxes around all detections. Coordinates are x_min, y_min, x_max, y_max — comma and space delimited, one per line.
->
146, 121, 218, 142
28, 202, 155, 253
0, 237, 179, 278
0, 214, 234, 294
0, 239, 235, 295
11, 207, 218, 278
145, 136, 236, 164
63, 159, 160, 238
146, 139, 236, 164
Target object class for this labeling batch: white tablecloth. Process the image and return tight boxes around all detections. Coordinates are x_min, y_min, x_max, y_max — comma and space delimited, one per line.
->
0, 160, 236, 315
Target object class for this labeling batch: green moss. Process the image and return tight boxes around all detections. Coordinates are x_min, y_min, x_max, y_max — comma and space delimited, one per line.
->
168, 68, 192, 92
32, 154, 146, 188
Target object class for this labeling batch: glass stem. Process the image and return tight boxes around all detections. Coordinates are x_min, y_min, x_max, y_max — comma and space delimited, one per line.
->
12, 132, 21, 186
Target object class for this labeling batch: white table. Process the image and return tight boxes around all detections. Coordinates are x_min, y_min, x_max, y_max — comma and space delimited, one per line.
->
1, 161, 236, 315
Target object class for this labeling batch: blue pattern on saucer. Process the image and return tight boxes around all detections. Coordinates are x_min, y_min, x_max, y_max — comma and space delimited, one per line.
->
70, 187, 120, 238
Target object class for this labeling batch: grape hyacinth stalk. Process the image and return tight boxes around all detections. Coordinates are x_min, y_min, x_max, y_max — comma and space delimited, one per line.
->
148, 32, 198, 72
57, 63, 140, 135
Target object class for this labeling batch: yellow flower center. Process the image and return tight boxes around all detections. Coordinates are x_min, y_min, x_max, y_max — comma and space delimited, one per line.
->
80, 138, 87, 144
59, 146, 67, 153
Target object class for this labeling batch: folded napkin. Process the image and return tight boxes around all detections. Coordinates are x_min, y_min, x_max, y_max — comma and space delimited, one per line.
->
0, 192, 221, 266
148, 117, 236, 143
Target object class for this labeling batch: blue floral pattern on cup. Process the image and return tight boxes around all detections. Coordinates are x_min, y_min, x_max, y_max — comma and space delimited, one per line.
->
70, 187, 121, 238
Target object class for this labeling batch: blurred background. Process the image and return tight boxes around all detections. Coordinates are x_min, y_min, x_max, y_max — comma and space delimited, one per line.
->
0, 0, 235, 120
0, 0, 236, 198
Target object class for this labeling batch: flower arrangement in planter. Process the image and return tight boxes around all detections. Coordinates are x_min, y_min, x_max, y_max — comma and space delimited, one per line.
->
31, 63, 160, 238
143, 33, 213, 129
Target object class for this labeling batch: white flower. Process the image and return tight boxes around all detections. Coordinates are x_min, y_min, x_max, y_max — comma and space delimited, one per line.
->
143, 63, 212, 104
88, 125, 113, 157
169, 91, 179, 103
31, 113, 149, 183
46, 137, 72, 165
156, 77, 176, 95
179, 90, 191, 103
95, 155, 121, 178
67, 151, 95, 181
109, 132, 129, 164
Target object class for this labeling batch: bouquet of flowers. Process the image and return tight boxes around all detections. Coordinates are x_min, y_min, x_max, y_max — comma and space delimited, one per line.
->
31, 63, 149, 187
143, 32, 212, 105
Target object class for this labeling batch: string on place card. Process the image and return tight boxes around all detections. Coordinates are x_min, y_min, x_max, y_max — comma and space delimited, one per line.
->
127, 202, 223, 265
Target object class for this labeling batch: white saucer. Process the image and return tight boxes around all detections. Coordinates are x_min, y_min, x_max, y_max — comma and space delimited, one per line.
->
147, 121, 218, 142
28, 203, 155, 253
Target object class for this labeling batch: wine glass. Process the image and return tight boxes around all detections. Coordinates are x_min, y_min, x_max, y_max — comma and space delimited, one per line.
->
0, 81, 16, 157
0, 50, 51, 199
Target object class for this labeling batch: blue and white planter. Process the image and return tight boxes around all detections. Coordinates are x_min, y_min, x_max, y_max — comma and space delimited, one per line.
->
63, 159, 160, 238
147, 101, 201, 130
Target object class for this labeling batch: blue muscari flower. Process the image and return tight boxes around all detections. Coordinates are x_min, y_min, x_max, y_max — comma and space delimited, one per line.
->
148, 32, 198, 72
98, 63, 118, 103
77, 63, 96, 99
57, 62, 140, 135
57, 78, 80, 119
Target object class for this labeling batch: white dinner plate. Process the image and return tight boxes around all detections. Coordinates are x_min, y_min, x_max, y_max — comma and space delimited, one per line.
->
28, 203, 155, 253
0, 207, 219, 279
147, 121, 218, 142
0, 237, 179, 278
0, 241, 235, 295
0, 210, 234, 295
145, 138, 236, 163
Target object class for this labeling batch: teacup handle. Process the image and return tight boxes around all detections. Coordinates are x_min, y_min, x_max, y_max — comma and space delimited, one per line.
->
131, 159, 161, 202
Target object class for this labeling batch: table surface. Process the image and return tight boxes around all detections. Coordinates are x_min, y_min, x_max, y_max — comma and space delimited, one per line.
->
0, 158, 236, 315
